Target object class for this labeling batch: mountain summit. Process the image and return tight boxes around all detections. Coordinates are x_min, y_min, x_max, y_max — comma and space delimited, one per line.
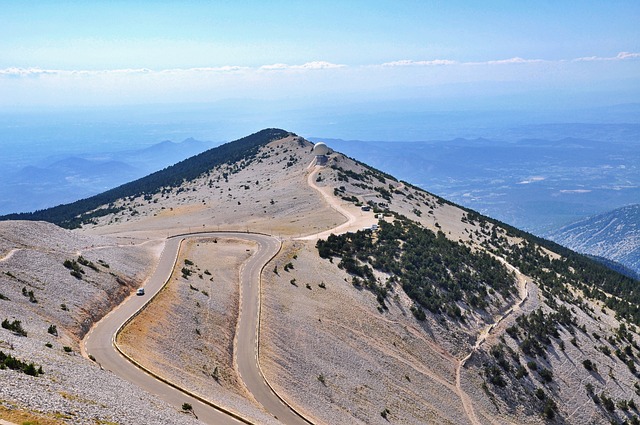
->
1, 129, 640, 425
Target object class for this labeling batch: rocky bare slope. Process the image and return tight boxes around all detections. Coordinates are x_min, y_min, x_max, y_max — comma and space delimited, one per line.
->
0, 221, 200, 425
259, 151, 640, 424
117, 237, 281, 425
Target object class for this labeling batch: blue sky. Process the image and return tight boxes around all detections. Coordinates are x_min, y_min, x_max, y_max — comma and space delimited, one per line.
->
1, 1, 639, 109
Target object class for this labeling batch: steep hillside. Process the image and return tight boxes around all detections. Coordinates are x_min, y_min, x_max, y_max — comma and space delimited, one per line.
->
0, 221, 200, 425
75, 132, 345, 238
315, 136, 640, 235
0, 128, 292, 228
547, 204, 640, 276
3, 129, 640, 425
259, 150, 640, 424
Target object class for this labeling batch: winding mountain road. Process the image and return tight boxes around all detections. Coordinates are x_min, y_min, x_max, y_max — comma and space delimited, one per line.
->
81, 161, 534, 425
82, 162, 359, 425
297, 165, 376, 240
83, 232, 310, 425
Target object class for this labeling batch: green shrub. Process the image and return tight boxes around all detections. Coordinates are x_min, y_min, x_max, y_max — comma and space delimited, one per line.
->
538, 368, 553, 383
381, 408, 390, 419
0, 350, 43, 376
2, 319, 27, 337
78, 256, 99, 272
47, 324, 58, 336
317, 374, 326, 386
543, 399, 557, 419
600, 393, 615, 412
181, 267, 192, 279
617, 399, 629, 411
515, 366, 528, 379
411, 305, 426, 321
27, 290, 37, 303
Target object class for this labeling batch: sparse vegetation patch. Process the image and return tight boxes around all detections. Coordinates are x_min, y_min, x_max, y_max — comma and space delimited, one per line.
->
2, 318, 27, 336
0, 350, 43, 376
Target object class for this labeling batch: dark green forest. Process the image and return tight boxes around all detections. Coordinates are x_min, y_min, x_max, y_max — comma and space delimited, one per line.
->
317, 216, 517, 319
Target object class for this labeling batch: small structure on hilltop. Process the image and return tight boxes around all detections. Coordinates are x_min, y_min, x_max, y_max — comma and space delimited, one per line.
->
313, 142, 330, 165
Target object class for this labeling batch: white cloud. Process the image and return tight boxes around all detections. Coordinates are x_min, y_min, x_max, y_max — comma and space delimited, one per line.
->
617, 52, 640, 60
99, 68, 153, 74
559, 189, 592, 194
518, 176, 546, 184
259, 63, 289, 70
259, 61, 346, 71
573, 51, 640, 62
380, 57, 546, 67
0, 67, 156, 77
467, 57, 545, 66
0, 67, 59, 77
381, 59, 457, 67
159, 66, 250, 74
0, 61, 348, 76
2, 51, 637, 79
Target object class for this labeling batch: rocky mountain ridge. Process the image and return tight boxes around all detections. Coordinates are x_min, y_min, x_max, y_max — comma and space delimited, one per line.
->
1, 129, 640, 424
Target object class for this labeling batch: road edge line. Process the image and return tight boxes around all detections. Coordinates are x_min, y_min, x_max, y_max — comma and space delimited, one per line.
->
112, 235, 256, 425
255, 237, 316, 425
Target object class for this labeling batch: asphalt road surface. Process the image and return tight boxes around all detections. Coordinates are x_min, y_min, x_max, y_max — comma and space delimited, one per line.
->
84, 232, 310, 425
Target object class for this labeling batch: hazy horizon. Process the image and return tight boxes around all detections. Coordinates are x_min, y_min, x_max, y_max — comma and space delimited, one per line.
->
1, 1, 639, 112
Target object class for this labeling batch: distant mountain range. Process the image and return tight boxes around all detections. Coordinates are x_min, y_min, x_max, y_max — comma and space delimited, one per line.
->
0, 137, 216, 215
547, 204, 640, 276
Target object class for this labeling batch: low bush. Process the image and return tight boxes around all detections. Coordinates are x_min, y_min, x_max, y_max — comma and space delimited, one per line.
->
2, 319, 27, 336
47, 324, 58, 336
0, 350, 43, 376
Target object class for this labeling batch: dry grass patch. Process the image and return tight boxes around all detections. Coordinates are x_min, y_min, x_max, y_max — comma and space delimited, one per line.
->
0, 405, 66, 425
